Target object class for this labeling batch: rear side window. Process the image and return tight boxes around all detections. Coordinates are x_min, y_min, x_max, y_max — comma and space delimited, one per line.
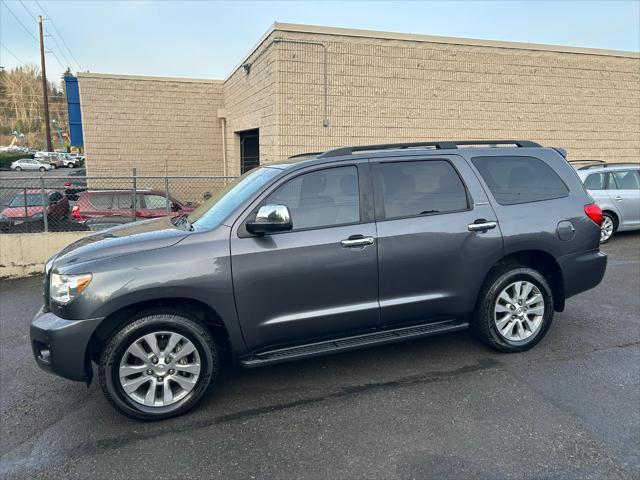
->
89, 194, 113, 209
472, 156, 569, 205
377, 160, 468, 219
266, 166, 360, 230
584, 173, 606, 190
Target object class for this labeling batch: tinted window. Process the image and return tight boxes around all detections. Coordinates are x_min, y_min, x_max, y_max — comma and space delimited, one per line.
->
472, 156, 569, 205
89, 194, 113, 209
9, 193, 43, 207
49, 192, 63, 201
114, 193, 143, 209
144, 194, 168, 209
266, 166, 360, 230
610, 170, 640, 190
378, 160, 468, 219
584, 173, 606, 190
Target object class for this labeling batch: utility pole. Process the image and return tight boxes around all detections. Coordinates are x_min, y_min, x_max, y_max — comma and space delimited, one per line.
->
38, 15, 53, 152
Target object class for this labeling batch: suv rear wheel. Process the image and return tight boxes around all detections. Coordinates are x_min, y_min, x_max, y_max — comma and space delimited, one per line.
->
99, 311, 218, 420
473, 267, 554, 352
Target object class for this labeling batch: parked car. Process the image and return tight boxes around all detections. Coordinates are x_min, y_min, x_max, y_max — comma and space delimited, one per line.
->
10, 158, 53, 172
71, 189, 194, 220
0, 189, 69, 230
63, 168, 87, 200
31, 140, 607, 420
573, 162, 640, 243
58, 153, 80, 168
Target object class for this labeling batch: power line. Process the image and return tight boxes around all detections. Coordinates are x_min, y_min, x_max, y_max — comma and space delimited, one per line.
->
1, 1, 39, 44
0, 42, 27, 65
33, 0, 83, 71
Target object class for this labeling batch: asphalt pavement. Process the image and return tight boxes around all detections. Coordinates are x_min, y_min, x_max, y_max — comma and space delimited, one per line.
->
1, 233, 638, 479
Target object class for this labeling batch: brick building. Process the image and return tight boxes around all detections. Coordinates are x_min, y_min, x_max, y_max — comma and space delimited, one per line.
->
75, 23, 640, 177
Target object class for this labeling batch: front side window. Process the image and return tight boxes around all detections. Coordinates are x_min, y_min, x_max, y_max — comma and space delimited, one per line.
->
377, 160, 468, 219
9, 193, 43, 207
472, 156, 569, 205
144, 194, 169, 209
266, 166, 360, 230
610, 170, 640, 190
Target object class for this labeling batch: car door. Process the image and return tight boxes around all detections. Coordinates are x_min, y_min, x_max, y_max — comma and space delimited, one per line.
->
372, 155, 504, 327
138, 193, 171, 218
607, 169, 640, 228
230, 162, 379, 351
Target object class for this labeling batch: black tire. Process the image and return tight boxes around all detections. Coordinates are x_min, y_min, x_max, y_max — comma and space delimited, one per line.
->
39, 167, 46, 172
472, 266, 554, 352
99, 310, 218, 420
15, 166, 22, 172
599, 212, 617, 244
68, 163, 76, 168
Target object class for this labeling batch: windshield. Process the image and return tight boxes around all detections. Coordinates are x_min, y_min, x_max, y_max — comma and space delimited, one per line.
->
188, 167, 281, 230
9, 194, 44, 207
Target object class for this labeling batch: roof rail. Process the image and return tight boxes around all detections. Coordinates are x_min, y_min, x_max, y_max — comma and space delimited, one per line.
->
568, 159, 606, 164
318, 140, 542, 158
288, 151, 325, 159
577, 162, 640, 170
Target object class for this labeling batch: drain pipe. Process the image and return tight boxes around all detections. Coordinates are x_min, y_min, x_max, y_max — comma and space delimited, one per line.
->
217, 109, 228, 176
272, 38, 329, 128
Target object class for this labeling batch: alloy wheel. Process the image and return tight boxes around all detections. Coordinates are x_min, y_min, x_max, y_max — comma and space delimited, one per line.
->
119, 331, 201, 407
600, 215, 614, 243
494, 281, 545, 342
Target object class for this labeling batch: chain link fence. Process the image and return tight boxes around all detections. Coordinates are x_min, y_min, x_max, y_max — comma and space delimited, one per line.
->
0, 171, 236, 234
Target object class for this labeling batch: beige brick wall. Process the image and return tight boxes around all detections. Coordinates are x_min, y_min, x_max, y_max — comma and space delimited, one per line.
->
269, 27, 640, 163
78, 74, 226, 177
78, 24, 640, 178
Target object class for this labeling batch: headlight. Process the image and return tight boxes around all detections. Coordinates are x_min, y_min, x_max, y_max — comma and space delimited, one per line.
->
50, 273, 92, 304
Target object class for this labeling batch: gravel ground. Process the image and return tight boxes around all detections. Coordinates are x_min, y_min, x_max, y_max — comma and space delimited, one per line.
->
1, 233, 638, 479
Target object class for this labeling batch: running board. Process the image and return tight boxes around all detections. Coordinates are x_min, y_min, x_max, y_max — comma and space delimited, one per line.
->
239, 319, 469, 368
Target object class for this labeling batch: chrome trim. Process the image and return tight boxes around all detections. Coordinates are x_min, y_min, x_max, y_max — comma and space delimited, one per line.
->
468, 221, 497, 231
255, 204, 291, 225
340, 237, 374, 248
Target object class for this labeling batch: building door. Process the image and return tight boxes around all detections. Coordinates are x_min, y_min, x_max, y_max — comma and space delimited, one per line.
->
239, 129, 260, 174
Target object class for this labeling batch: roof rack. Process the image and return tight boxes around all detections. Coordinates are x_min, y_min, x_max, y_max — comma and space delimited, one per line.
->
568, 159, 605, 164
288, 151, 325, 159
577, 162, 640, 171
318, 140, 542, 158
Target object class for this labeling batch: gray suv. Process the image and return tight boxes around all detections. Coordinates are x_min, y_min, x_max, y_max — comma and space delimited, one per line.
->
30, 140, 607, 420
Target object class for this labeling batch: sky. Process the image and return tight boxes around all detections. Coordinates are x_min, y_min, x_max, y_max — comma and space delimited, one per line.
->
1, 0, 639, 85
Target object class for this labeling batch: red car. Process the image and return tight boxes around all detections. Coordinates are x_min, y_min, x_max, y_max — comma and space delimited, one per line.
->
71, 190, 194, 221
0, 189, 70, 230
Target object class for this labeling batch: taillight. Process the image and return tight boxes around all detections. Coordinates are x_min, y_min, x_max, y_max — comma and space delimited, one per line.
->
64, 182, 71, 187
71, 205, 82, 219
584, 203, 603, 227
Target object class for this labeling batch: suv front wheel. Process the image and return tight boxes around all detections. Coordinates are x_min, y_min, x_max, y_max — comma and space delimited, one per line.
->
473, 267, 554, 352
99, 311, 218, 420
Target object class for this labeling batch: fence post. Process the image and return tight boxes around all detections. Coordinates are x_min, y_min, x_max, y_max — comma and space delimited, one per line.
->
40, 176, 48, 233
164, 176, 171, 215
132, 168, 137, 221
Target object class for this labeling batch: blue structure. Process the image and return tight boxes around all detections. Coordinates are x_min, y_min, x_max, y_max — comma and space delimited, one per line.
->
64, 76, 84, 147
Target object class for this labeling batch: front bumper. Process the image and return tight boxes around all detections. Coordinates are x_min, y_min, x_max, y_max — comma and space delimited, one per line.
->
30, 307, 103, 382
559, 249, 607, 299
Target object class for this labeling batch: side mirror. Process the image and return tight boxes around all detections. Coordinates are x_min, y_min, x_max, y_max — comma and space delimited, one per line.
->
170, 202, 180, 212
246, 204, 292, 235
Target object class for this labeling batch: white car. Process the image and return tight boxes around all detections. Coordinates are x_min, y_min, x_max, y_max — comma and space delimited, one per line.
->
10, 158, 53, 172
573, 161, 640, 243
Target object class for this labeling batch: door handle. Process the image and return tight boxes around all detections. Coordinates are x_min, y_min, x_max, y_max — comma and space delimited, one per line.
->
614, 196, 623, 202
341, 235, 374, 248
468, 220, 498, 232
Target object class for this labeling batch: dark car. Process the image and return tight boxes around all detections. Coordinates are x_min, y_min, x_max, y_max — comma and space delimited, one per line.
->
0, 189, 69, 231
31, 140, 607, 420
63, 168, 87, 200
71, 189, 194, 220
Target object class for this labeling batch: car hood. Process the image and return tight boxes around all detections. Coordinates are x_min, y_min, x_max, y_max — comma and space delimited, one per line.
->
1, 206, 44, 218
51, 216, 189, 269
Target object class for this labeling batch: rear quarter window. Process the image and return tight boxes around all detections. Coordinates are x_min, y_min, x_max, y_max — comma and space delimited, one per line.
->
471, 156, 569, 205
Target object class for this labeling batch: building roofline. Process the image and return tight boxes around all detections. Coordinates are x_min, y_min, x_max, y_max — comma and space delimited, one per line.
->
76, 72, 224, 84
271, 22, 640, 59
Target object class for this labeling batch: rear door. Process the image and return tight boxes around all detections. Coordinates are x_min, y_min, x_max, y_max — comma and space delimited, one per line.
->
372, 155, 504, 327
230, 161, 379, 351
607, 169, 640, 228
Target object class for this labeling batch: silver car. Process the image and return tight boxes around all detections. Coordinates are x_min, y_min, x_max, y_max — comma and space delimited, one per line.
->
574, 162, 640, 243
10, 158, 54, 172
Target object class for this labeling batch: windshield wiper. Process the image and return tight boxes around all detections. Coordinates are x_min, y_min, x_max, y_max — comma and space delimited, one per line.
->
171, 213, 193, 231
